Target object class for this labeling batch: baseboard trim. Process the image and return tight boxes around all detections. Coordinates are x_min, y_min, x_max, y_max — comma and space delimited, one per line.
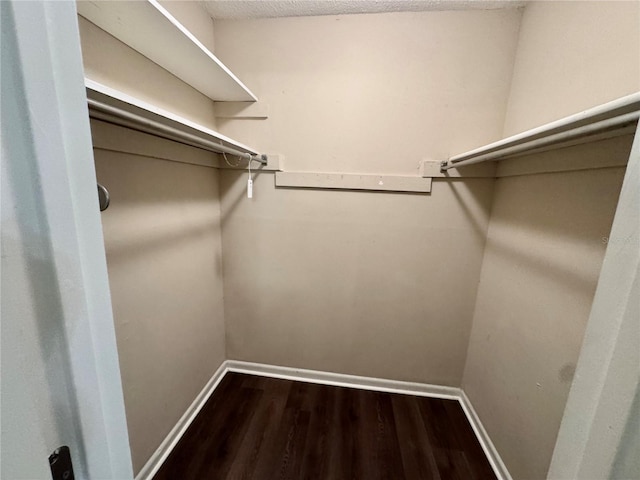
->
134, 362, 227, 480
226, 360, 461, 399
136, 360, 511, 480
459, 390, 513, 480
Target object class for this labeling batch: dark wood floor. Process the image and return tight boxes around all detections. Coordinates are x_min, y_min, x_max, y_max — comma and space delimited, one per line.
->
153, 373, 497, 480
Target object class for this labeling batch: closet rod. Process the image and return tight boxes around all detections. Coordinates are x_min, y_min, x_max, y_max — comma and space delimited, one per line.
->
441, 92, 640, 171
87, 98, 268, 165
442, 112, 639, 170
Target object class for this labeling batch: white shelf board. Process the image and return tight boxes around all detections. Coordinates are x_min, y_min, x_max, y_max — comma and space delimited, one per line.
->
77, 0, 257, 102
86, 78, 258, 155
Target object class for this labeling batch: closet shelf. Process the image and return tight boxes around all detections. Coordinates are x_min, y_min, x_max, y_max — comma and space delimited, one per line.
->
86, 79, 266, 162
77, 0, 257, 102
442, 92, 640, 170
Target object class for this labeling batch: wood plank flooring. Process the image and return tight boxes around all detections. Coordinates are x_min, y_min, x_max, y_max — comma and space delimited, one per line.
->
153, 373, 497, 480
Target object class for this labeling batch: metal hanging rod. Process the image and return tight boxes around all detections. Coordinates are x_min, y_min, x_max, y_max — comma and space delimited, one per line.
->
443, 112, 639, 170
441, 92, 640, 171
87, 98, 268, 165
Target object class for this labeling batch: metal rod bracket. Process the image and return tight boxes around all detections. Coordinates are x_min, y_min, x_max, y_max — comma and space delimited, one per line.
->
252, 154, 268, 165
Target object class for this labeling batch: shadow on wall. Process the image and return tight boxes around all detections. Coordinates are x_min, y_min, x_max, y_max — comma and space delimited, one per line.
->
94, 150, 223, 276
490, 167, 627, 242
95, 155, 268, 263
102, 222, 222, 268
443, 178, 493, 243
483, 235, 604, 297
95, 151, 218, 205
480, 168, 626, 296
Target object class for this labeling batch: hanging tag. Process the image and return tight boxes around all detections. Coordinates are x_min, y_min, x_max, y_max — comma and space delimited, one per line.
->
247, 178, 253, 199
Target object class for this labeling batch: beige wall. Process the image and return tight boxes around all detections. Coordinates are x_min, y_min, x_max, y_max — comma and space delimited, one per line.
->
503, 0, 640, 136
221, 172, 494, 384
462, 137, 632, 480
77, 15, 218, 129
92, 121, 226, 474
214, 10, 522, 173
214, 10, 522, 384
462, 3, 640, 477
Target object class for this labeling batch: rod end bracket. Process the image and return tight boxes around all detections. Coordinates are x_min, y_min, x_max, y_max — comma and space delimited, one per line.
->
252, 154, 268, 165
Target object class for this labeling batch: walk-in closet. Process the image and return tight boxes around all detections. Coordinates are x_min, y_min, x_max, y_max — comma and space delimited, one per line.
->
2, 1, 639, 479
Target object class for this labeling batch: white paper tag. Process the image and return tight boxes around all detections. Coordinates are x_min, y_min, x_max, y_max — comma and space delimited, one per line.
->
247, 178, 253, 199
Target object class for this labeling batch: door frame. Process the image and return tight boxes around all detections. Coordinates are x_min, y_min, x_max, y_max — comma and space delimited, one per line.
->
3, 1, 133, 477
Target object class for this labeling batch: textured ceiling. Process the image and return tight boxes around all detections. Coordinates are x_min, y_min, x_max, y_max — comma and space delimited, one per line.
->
203, 0, 526, 20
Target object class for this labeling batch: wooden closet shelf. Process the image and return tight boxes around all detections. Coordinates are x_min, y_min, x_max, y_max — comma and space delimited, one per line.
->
77, 0, 257, 102
86, 79, 260, 156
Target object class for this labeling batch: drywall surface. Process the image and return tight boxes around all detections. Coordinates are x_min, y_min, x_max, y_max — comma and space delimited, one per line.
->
214, 10, 522, 173
77, 16, 217, 130
462, 137, 631, 479
92, 122, 226, 474
503, 0, 640, 136
214, 10, 521, 384
221, 172, 494, 384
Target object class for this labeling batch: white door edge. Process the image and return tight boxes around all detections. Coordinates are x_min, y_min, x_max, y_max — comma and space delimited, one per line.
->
4, 1, 133, 478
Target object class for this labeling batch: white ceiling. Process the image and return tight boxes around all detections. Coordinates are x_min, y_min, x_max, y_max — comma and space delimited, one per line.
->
203, 0, 526, 20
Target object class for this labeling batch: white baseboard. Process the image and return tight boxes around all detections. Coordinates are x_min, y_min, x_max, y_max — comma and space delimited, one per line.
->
135, 360, 511, 480
225, 360, 461, 399
459, 390, 513, 480
227, 361, 511, 480
134, 361, 227, 480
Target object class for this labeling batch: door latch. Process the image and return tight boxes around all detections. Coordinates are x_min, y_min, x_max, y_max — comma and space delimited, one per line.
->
49, 446, 75, 480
